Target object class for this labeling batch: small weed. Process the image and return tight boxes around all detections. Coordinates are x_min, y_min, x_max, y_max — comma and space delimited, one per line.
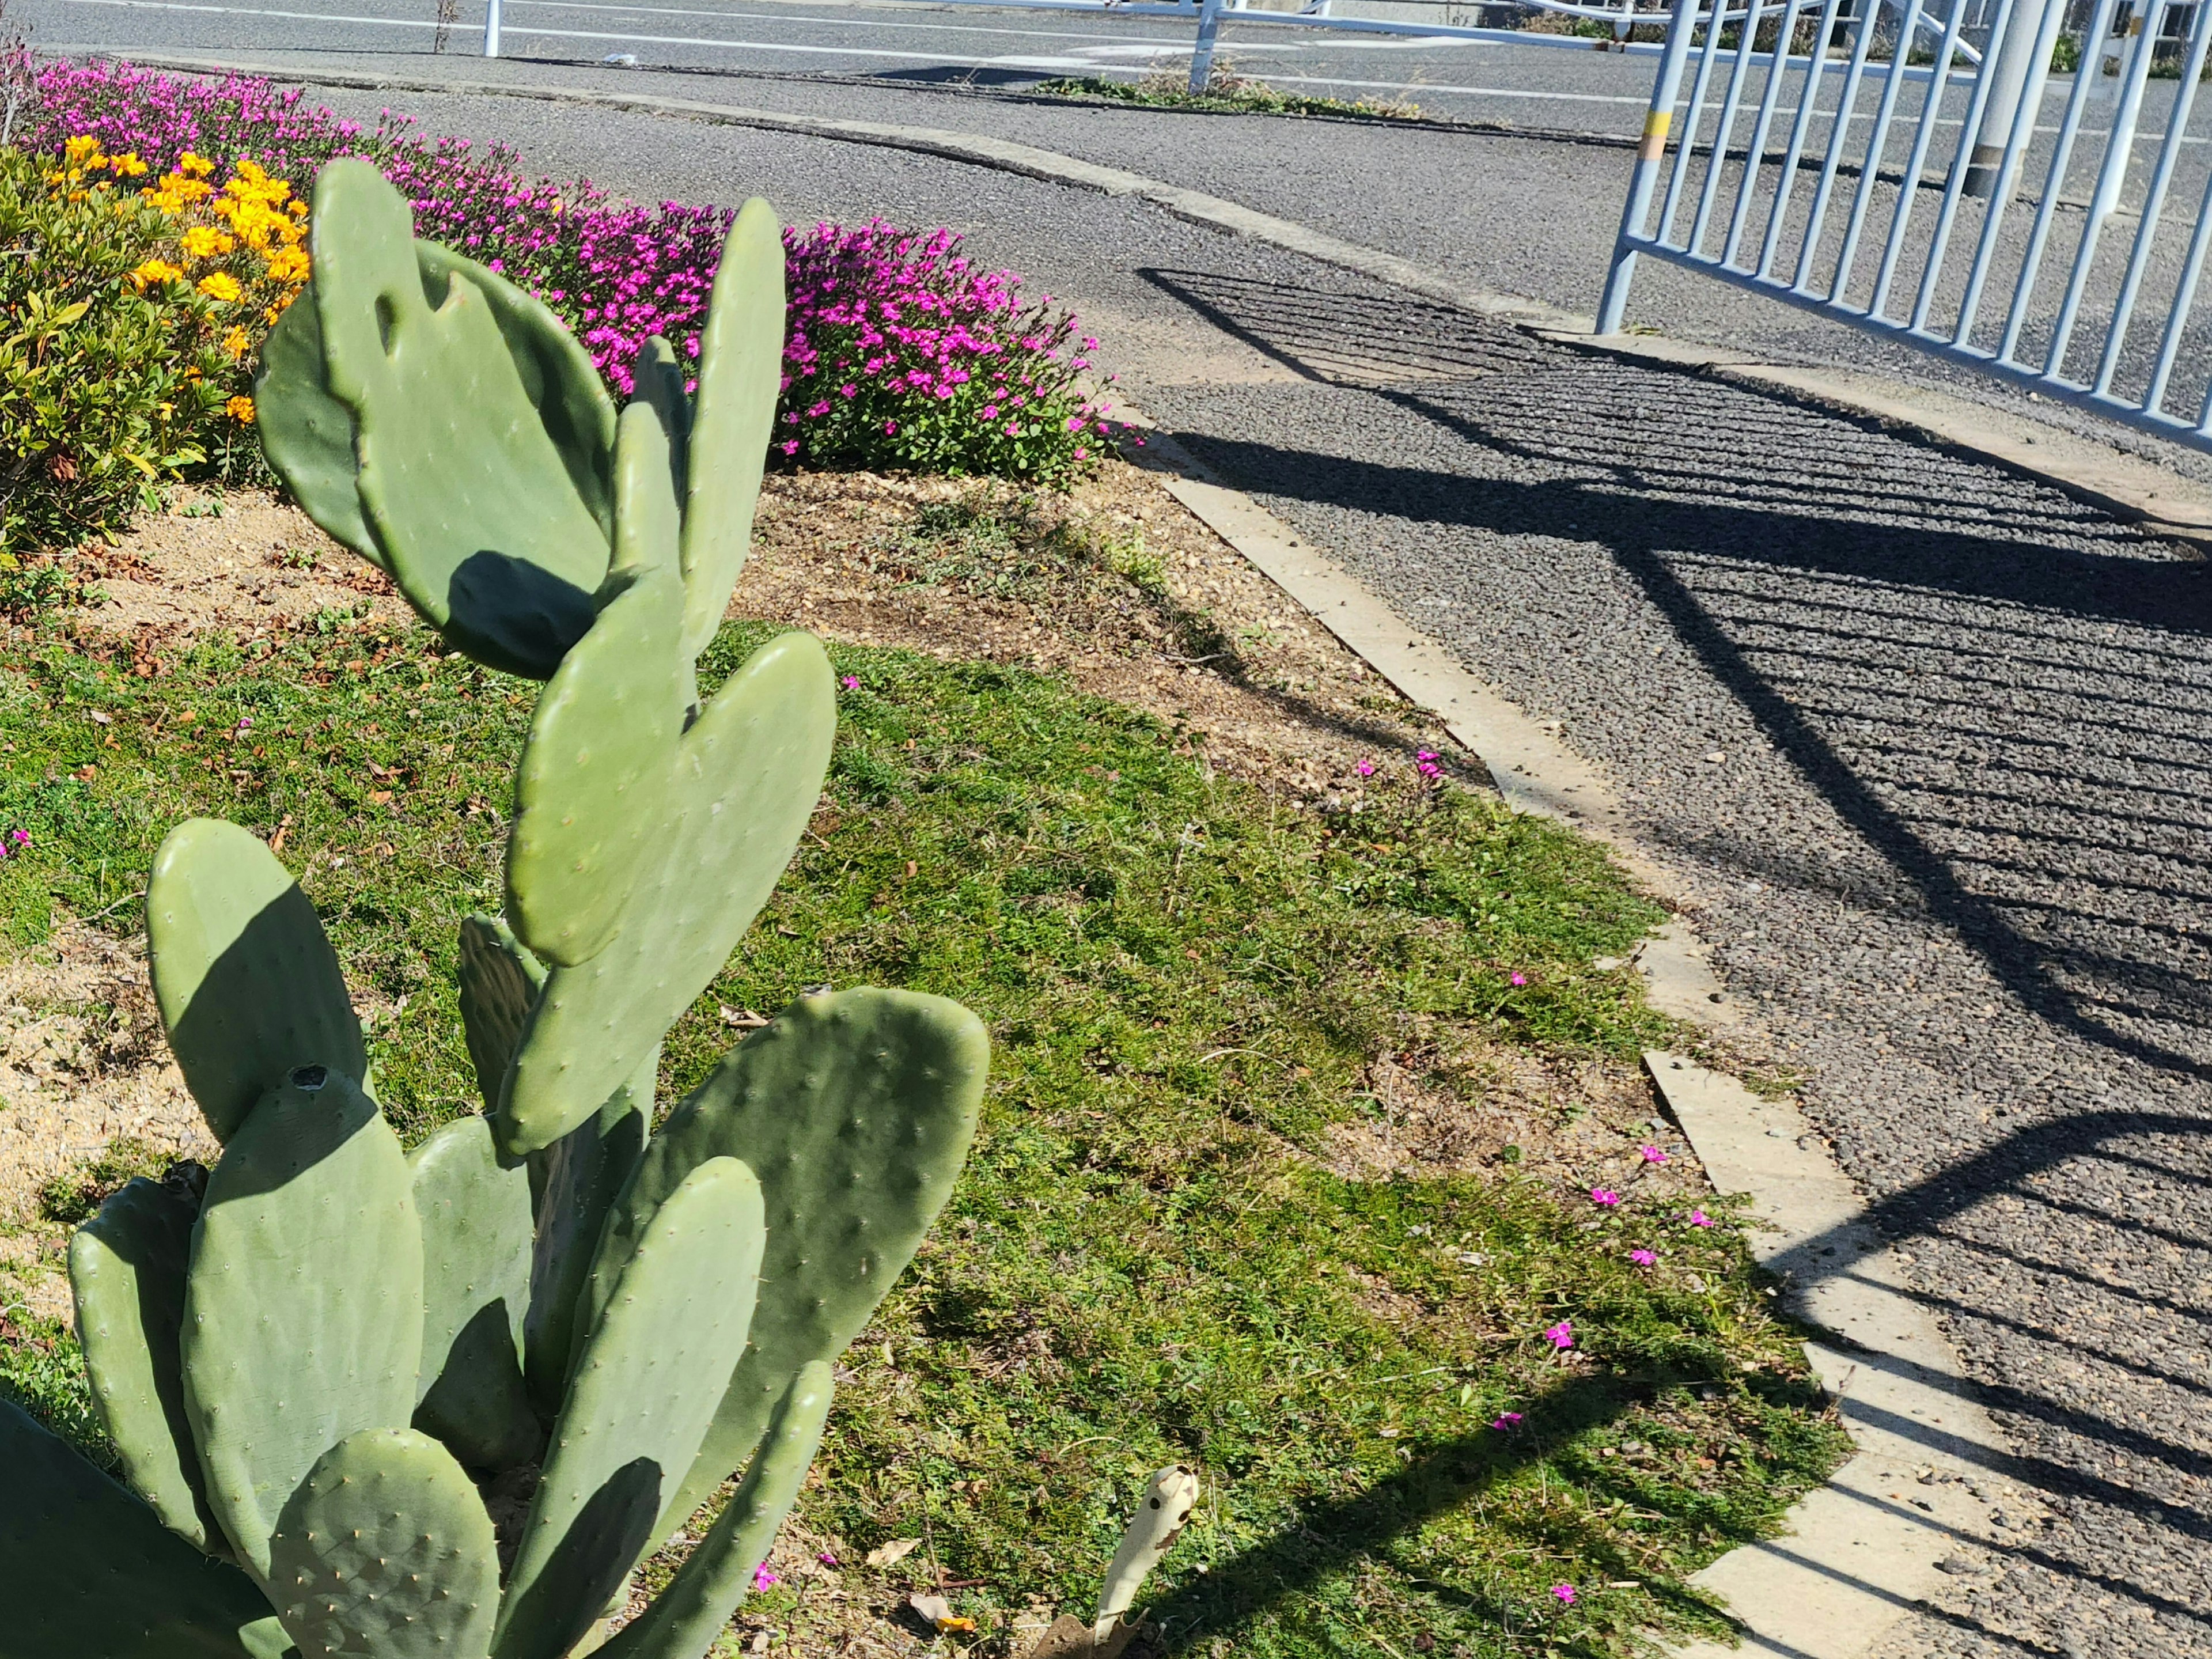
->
276, 546, 320, 570
1038, 65, 1426, 122
36, 1136, 169, 1225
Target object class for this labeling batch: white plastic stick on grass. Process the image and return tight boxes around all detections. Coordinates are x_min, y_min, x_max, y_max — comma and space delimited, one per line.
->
1093, 1465, 1200, 1642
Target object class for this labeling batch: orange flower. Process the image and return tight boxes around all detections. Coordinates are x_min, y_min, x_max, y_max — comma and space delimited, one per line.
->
196, 272, 243, 303
62, 134, 103, 165
263, 245, 310, 284
105, 151, 147, 179
221, 325, 251, 358
226, 395, 256, 423
177, 150, 216, 177
181, 225, 235, 259
128, 257, 183, 289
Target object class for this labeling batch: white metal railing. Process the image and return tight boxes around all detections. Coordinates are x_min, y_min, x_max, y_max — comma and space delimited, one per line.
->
478, 0, 1974, 91
1600, 0, 2212, 454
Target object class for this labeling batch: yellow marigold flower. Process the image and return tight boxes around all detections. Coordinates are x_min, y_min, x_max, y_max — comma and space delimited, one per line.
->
264, 245, 311, 283
181, 225, 235, 259
197, 272, 244, 303
129, 257, 183, 289
63, 135, 103, 165
222, 325, 251, 358
179, 150, 215, 177
226, 395, 255, 424
106, 151, 148, 178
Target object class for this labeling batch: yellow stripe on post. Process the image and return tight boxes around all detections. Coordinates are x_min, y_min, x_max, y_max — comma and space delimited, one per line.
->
1638, 110, 1672, 161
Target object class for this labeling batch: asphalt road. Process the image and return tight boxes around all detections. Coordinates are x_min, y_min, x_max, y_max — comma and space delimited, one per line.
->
15, 18, 2212, 1657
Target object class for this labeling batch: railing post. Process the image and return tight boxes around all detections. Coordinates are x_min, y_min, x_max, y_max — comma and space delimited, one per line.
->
484, 0, 502, 57
1597, 0, 1702, 334
1189, 0, 1226, 93
1964, 0, 2063, 194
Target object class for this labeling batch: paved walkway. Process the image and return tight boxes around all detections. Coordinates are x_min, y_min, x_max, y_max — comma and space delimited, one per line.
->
100, 63, 2212, 1654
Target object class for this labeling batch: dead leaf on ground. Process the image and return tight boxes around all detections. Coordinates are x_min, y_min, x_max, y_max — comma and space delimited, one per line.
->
906, 1592, 977, 1636
865, 1537, 921, 1568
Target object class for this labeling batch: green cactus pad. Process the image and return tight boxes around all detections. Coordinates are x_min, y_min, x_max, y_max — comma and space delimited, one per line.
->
267, 1427, 498, 1659
505, 514, 687, 969
495, 1157, 764, 1659
148, 817, 365, 1145
457, 915, 546, 1116
260, 243, 618, 578
679, 199, 785, 662
308, 161, 612, 680
614, 399, 684, 580
523, 1047, 653, 1421
183, 1069, 424, 1582
631, 335, 692, 508
598, 988, 986, 1534
0, 1399, 279, 1658
69, 1168, 226, 1555
597, 1362, 833, 1659
499, 631, 836, 1155
409, 1116, 540, 1472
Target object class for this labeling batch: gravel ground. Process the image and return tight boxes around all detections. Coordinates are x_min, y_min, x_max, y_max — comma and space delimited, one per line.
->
109, 74, 2212, 1656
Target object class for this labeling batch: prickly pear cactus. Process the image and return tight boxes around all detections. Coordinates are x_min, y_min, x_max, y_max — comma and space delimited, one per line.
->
3, 162, 991, 1659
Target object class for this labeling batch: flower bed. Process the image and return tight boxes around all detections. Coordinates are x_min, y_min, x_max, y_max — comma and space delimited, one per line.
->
0, 58, 1112, 570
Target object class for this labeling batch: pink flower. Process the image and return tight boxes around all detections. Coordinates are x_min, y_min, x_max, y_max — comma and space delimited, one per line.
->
1551, 1583, 1576, 1605
1629, 1248, 1657, 1266
778, 439, 800, 456
1640, 1145, 1668, 1164
1490, 1411, 1522, 1431
817, 1551, 839, 1567
840, 675, 860, 691
1589, 1188, 1620, 1207
1510, 972, 1528, 987
752, 1564, 779, 1592
1544, 1320, 1573, 1350
1355, 759, 1375, 777
1690, 1209, 1713, 1228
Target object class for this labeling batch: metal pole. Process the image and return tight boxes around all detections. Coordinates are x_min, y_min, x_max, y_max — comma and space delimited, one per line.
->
1963, 0, 2060, 194
484, 0, 502, 56
1598, 0, 1705, 333
1189, 0, 1226, 92
2086, 0, 2164, 231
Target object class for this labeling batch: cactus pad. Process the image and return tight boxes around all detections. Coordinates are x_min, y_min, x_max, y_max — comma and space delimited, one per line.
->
497, 1157, 764, 1658
0, 1399, 279, 1658
679, 198, 786, 662
505, 506, 687, 969
409, 1115, 539, 1472
457, 915, 545, 1116
499, 630, 836, 1154
306, 161, 612, 679
597, 988, 986, 1533
69, 1167, 226, 1555
183, 1069, 423, 1581
631, 335, 692, 509
268, 1427, 497, 1659
524, 1047, 654, 1419
148, 817, 365, 1144
598, 1362, 834, 1659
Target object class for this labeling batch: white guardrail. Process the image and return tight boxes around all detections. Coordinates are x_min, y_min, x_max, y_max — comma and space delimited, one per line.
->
1601, 0, 2212, 455
480, 0, 1974, 92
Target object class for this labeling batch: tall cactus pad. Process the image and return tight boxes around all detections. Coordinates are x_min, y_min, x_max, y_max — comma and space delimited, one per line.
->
679, 198, 786, 662
500, 631, 838, 1154
268, 1428, 499, 1659
599, 1363, 834, 1659
457, 914, 545, 1116
495, 1157, 766, 1659
524, 1048, 654, 1419
69, 1168, 225, 1555
183, 1069, 425, 1581
409, 1116, 540, 1472
148, 817, 365, 1143
601, 989, 986, 1533
0, 1400, 279, 1658
505, 540, 686, 968
304, 161, 613, 679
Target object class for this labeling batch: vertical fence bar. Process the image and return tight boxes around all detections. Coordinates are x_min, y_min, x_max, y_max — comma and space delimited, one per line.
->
1952, 0, 2070, 345
1189, 0, 1226, 92
1724, 0, 1812, 265
1996, 0, 2119, 363
1690, 0, 1774, 253
2141, 158, 2212, 412
2093, 0, 2212, 396
1789, 0, 1884, 294
1600, 0, 1708, 331
1828, 0, 1933, 304
2044, 0, 2165, 376
1870, 0, 1978, 317
483, 0, 501, 56
1660, 0, 1734, 243
1756, 0, 1850, 277
1906, 0, 2020, 331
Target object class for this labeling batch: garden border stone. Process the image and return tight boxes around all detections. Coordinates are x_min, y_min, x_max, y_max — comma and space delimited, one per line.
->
42, 56, 2075, 1652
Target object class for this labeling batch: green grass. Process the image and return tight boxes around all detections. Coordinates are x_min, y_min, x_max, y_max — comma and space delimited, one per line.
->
1035, 70, 1425, 123
0, 610, 1846, 1657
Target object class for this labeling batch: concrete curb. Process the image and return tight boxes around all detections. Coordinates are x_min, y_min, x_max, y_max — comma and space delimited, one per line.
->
83, 52, 2065, 1653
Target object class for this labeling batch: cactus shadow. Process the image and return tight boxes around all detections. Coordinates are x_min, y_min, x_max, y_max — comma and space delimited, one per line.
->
495, 1455, 661, 1655
442, 549, 598, 681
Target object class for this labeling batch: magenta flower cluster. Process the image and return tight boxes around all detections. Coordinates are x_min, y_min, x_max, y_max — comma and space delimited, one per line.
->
24, 61, 1112, 480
